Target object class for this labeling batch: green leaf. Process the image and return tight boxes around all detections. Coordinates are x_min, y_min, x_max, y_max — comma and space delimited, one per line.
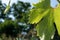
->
36, 9, 55, 40
33, 0, 50, 9
29, 0, 50, 24
54, 4, 60, 35
29, 9, 50, 24
29, 0, 56, 40
4, 0, 11, 14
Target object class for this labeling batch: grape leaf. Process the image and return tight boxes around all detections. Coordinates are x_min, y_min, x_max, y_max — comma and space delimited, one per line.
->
28, 0, 60, 40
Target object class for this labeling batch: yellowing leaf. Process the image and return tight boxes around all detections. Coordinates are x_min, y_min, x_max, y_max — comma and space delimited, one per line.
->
54, 4, 60, 35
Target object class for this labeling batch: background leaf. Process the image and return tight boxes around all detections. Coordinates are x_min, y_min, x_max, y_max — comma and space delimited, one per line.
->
4, 0, 11, 14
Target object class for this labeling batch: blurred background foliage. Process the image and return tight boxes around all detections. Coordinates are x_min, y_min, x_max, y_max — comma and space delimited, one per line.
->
0, 0, 40, 40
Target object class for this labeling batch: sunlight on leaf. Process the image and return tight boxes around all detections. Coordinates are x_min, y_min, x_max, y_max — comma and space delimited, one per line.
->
29, 9, 50, 24
29, 0, 50, 24
54, 4, 60, 35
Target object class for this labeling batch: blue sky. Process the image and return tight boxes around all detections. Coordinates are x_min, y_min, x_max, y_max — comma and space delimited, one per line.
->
2, 0, 39, 5
2, 0, 58, 8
